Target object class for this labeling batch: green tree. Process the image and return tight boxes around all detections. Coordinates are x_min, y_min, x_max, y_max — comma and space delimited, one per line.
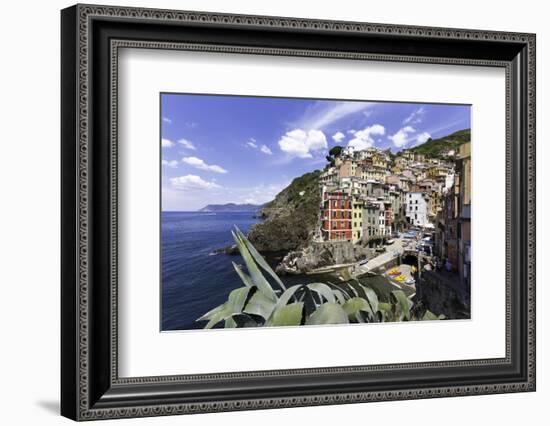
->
325, 145, 343, 167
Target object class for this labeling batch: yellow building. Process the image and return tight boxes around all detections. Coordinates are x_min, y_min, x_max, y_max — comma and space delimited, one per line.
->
352, 198, 364, 243
361, 167, 387, 183
372, 154, 388, 169
458, 142, 471, 204
427, 165, 448, 179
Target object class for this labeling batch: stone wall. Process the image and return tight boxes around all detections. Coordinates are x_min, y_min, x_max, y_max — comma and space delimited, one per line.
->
277, 240, 369, 274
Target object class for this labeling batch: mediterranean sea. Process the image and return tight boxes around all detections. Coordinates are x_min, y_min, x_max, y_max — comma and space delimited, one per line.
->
161, 211, 398, 331
161, 211, 318, 331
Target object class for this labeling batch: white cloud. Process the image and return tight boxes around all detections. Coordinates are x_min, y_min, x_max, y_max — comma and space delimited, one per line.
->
347, 124, 385, 150
415, 132, 431, 145
161, 138, 174, 148
170, 175, 221, 191
162, 159, 178, 168
295, 101, 373, 130
403, 107, 426, 125
388, 126, 415, 148
178, 138, 196, 150
236, 182, 289, 205
332, 131, 345, 143
245, 139, 272, 155
162, 117, 172, 124
278, 129, 327, 158
182, 156, 228, 174
347, 129, 356, 134
260, 145, 273, 155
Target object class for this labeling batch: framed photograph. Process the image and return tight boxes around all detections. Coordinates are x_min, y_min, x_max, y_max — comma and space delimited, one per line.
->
61, 4, 536, 421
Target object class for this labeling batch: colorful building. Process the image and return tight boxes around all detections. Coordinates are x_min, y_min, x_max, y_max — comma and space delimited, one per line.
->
351, 198, 364, 243
320, 191, 352, 241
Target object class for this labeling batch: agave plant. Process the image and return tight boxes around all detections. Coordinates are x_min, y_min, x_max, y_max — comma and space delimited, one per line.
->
197, 227, 443, 329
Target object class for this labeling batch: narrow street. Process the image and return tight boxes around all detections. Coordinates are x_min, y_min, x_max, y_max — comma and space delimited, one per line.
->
355, 236, 405, 274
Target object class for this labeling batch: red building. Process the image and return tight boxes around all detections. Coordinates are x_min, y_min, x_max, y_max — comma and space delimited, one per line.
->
320, 191, 352, 241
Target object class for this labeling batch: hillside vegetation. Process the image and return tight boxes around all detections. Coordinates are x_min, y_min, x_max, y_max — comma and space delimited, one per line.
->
248, 170, 321, 252
408, 128, 470, 158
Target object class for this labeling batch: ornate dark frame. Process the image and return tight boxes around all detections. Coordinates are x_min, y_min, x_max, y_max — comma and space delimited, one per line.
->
61, 3, 536, 421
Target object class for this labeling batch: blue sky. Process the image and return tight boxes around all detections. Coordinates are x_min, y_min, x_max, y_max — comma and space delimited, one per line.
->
161, 94, 470, 211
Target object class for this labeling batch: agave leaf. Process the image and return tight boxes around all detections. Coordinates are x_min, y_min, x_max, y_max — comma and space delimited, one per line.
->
203, 305, 229, 329
234, 227, 287, 292
331, 288, 347, 305
422, 310, 445, 321
226, 286, 253, 314
347, 280, 369, 299
229, 313, 264, 327
306, 283, 336, 304
196, 302, 227, 322
199, 287, 252, 329
361, 285, 379, 314
276, 285, 303, 308
224, 316, 237, 328
267, 302, 304, 326
306, 302, 349, 325
377, 302, 392, 322
243, 289, 277, 320
232, 230, 277, 301
378, 302, 392, 313
325, 282, 353, 300
232, 262, 255, 288
342, 297, 374, 320
391, 290, 413, 321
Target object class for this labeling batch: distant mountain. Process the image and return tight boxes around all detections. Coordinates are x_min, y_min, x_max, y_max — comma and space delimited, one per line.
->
407, 128, 470, 158
198, 203, 264, 212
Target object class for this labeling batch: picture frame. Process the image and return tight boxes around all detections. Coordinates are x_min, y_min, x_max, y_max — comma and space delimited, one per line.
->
61, 3, 536, 421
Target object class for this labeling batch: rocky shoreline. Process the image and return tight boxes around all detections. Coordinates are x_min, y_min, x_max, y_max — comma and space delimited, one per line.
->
211, 170, 375, 274
275, 241, 369, 275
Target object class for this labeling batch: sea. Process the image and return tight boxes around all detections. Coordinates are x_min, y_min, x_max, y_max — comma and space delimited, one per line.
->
162, 211, 314, 331
161, 211, 396, 331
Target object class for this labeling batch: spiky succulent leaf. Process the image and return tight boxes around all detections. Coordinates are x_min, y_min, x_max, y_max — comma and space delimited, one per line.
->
342, 297, 374, 320
232, 262, 254, 288
267, 302, 304, 326
391, 290, 413, 321
232, 230, 277, 301
243, 289, 277, 320
234, 227, 287, 292
306, 302, 349, 325
306, 283, 336, 304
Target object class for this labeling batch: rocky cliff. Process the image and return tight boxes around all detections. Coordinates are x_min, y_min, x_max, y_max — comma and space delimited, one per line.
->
247, 170, 322, 253
277, 241, 369, 275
